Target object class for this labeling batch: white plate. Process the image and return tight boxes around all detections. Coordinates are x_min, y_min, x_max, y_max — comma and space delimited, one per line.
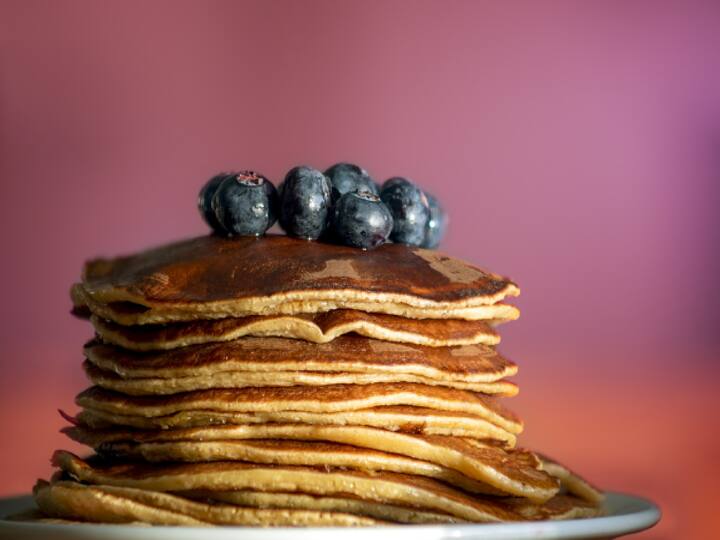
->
0, 491, 659, 539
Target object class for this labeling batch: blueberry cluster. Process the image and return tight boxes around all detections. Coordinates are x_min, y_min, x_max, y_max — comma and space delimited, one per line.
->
198, 163, 447, 250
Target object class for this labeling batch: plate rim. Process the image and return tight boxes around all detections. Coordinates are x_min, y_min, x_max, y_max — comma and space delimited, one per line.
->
0, 490, 661, 539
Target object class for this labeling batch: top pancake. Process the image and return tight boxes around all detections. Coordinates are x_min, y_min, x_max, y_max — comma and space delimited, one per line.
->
73, 235, 520, 324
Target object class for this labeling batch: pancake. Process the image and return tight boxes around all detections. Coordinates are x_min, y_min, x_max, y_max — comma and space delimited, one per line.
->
91, 310, 502, 350
84, 337, 518, 384
83, 361, 518, 396
34, 480, 381, 526
505, 494, 602, 520
506, 494, 602, 520
73, 405, 512, 439
192, 490, 463, 524
76, 384, 523, 435
64, 425, 551, 496
75, 286, 519, 325
52, 451, 526, 521
198, 490, 600, 523
34, 479, 205, 526
72, 234, 520, 324
64, 435, 505, 496
538, 454, 605, 504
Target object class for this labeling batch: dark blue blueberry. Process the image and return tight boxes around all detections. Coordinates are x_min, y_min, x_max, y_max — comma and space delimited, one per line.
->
324, 163, 378, 198
380, 177, 430, 246
198, 172, 233, 233
211, 171, 279, 236
279, 166, 333, 240
331, 191, 393, 250
422, 192, 447, 249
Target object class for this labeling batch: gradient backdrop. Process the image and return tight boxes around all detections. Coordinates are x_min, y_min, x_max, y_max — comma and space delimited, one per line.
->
1, 1, 719, 538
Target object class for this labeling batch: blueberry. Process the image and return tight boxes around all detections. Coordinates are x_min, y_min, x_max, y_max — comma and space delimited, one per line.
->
198, 173, 232, 233
422, 192, 447, 249
211, 171, 279, 236
324, 163, 378, 198
380, 177, 430, 246
331, 191, 393, 250
279, 166, 333, 240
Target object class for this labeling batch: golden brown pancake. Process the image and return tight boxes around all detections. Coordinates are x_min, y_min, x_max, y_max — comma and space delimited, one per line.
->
34, 480, 382, 526
63, 434, 504, 496
84, 337, 518, 383
83, 361, 518, 396
73, 405, 513, 439
506, 494, 602, 520
34, 479, 207, 526
90, 310, 501, 350
76, 383, 523, 435
538, 454, 605, 504
191, 490, 463, 524
74, 389, 516, 445
75, 286, 519, 325
72, 234, 520, 324
65, 425, 550, 495
32, 480, 600, 525
52, 451, 528, 520
196, 490, 600, 523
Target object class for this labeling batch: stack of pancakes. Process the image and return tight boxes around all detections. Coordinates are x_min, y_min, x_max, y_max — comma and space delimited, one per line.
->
34, 235, 603, 526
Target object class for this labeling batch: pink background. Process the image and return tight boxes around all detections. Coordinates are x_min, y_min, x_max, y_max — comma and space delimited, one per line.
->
1, 1, 719, 538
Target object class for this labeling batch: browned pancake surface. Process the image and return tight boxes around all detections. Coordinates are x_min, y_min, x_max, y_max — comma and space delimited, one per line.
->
64, 425, 553, 498
76, 383, 522, 434
79, 234, 518, 305
84, 336, 517, 381
60, 435, 507, 495
72, 405, 515, 440
538, 453, 605, 504
52, 451, 526, 521
92, 309, 501, 350
82, 361, 518, 396
34, 479, 383, 526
